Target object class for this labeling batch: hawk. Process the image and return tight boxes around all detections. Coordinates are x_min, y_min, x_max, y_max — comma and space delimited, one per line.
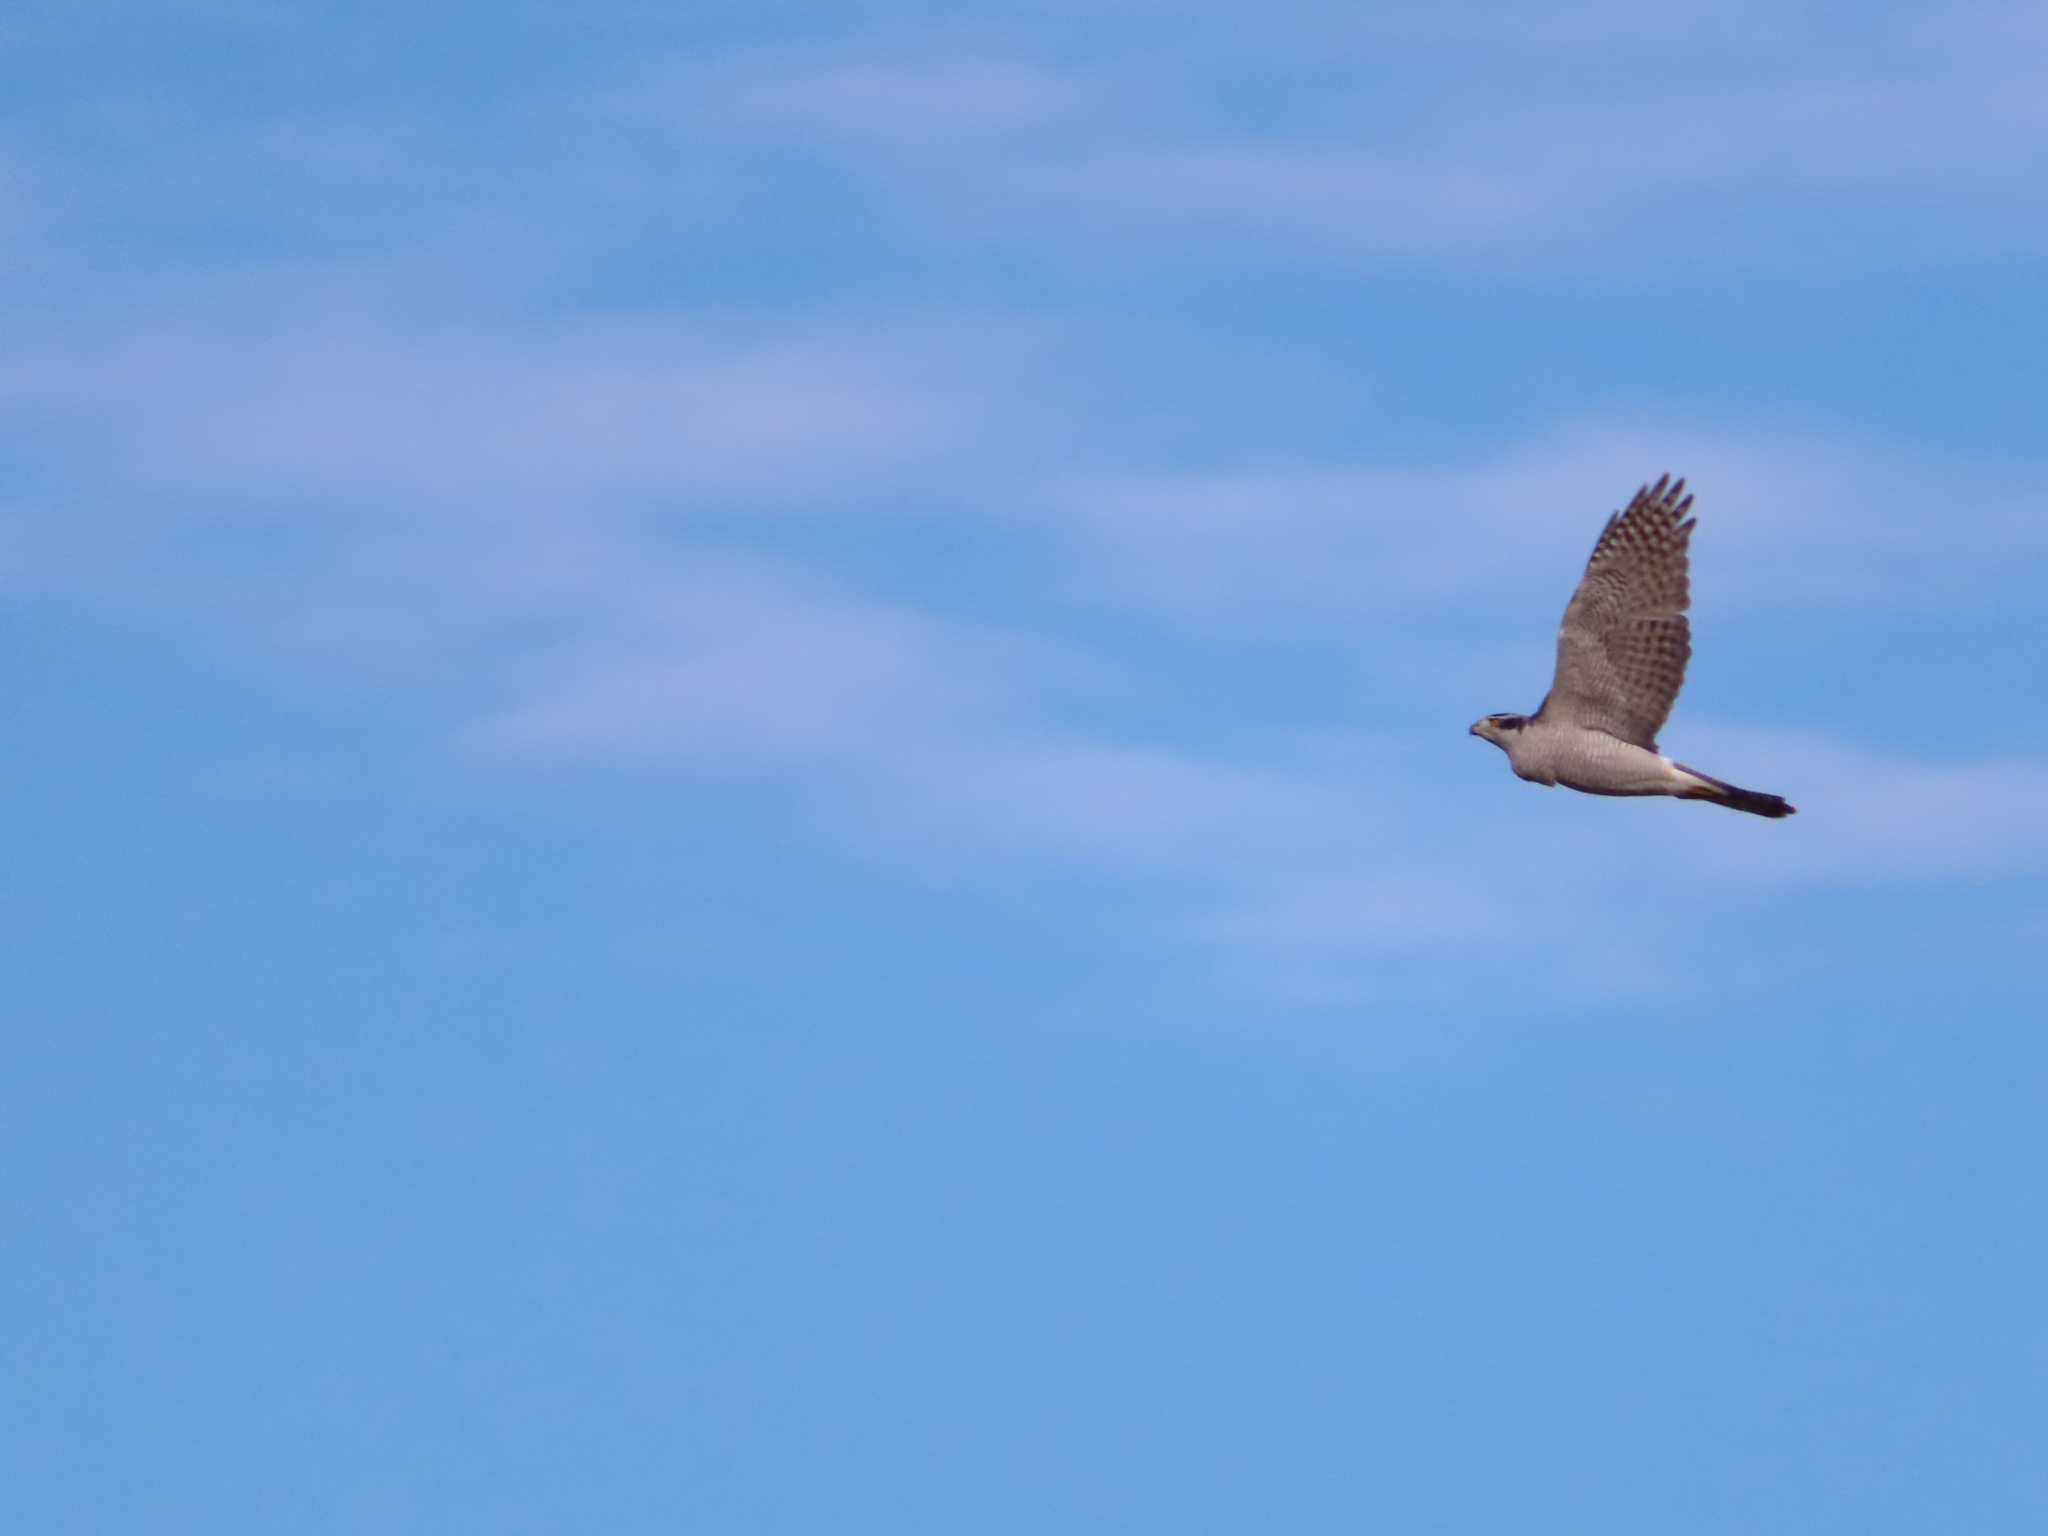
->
1469, 475, 1795, 818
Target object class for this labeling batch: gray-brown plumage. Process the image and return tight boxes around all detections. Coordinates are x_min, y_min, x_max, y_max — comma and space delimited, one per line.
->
1537, 475, 1694, 750
1469, 475, 1795, 818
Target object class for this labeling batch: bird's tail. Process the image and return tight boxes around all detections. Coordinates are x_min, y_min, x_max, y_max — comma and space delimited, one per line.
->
1673, 763, 1796, 818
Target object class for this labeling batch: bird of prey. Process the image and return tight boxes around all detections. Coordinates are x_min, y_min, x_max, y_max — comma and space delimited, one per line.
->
1469, 475, 1795, 818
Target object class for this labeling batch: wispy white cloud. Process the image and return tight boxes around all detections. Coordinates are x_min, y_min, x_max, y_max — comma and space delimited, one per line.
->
14, 6, 2048, 291
676, 36, 1095, 155
6, 282, 2042, 912
5, 12, 2045, 996
3, 290, 1062, 514
1665, 725, 2048, 886
652, 9, 2048, 269
1047, 416, 2048, 627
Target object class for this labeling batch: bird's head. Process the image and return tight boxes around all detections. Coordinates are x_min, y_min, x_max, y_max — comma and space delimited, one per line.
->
1469, 712, 1527, 750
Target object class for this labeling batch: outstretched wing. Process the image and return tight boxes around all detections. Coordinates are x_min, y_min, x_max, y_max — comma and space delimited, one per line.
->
1536, 475, 1695, 749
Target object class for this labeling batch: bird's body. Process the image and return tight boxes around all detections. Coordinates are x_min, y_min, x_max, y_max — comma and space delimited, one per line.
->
1470, 476, 1794, 819
1484, 713, 1689, 794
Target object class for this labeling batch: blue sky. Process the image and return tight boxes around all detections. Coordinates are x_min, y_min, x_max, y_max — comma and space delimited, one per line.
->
7, 3, 2047, 1529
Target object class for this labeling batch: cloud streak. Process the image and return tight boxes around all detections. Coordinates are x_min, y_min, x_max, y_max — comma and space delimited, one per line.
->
6, 280, 2043, 913
662, 12, 2048, 270
6, 11, 2045, 996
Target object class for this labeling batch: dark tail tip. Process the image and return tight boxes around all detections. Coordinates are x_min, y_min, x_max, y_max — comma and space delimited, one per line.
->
1674, 763, 1796, 818
1717, 788, 1796, 818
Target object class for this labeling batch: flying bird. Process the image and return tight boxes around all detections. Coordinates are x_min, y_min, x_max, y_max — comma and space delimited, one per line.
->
1469, 475, 1794, 818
